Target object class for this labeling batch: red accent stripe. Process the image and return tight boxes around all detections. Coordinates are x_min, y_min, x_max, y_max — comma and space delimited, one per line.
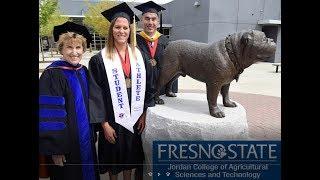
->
46, 65, 83, 71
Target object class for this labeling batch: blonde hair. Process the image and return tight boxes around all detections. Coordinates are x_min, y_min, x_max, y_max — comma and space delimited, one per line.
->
106, 17, 137, 60
57, 32, 87, 54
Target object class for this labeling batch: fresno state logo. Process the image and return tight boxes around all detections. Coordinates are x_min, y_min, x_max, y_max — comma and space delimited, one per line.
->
119, 113, 124, 118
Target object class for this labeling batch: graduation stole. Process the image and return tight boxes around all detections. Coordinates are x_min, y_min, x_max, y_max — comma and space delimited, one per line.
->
139, 31, 161, 42
102, 46, 146, 133
140, 31, 161, 66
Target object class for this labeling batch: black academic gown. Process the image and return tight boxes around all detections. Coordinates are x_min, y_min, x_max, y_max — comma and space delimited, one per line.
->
39, 60, 104, 180
89, 51, 152, 175
136, 34, 178, 103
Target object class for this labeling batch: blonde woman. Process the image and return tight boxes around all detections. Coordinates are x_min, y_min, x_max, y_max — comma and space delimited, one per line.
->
89, 2, 152, 180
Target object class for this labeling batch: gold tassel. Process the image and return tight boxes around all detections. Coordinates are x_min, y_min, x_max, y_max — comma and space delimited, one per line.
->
130, 15, 137, 60
130, 15, 137, 47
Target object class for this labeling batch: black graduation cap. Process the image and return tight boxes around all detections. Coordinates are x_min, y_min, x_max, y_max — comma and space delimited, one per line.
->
101, 2, 139, 24
135, 1, 166, 33
53, 21, 92, 47
134, 1, 166, 14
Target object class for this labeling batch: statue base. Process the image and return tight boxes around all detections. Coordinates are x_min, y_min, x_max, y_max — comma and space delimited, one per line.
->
141, 93, 249, 178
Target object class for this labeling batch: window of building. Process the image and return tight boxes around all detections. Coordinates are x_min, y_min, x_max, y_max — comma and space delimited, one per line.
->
158, 27, 170, 38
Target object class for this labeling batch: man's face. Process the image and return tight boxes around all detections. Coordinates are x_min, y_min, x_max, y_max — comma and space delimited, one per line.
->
142, 12, 159, 35
61, 39, 84, 66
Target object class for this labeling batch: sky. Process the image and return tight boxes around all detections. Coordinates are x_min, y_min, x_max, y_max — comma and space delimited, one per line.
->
121, 0, 174, 5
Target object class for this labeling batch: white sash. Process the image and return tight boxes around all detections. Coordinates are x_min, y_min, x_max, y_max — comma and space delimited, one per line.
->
102, 46, 146, 133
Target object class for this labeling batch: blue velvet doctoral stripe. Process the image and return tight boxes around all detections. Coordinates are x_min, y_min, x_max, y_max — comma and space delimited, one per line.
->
63, 69, 95, 180
39, 108, 67, 118
39, 122, 66, 132
39, 95, 65, 106
78, 68, 89, 98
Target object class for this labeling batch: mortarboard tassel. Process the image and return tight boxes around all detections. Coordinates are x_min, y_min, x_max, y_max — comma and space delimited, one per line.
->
130, 15, 137, 47
160, 11, 163, 34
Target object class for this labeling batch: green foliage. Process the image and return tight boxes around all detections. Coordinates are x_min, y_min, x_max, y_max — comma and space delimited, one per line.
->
83, 0, 117, 37
39, 0, 58, 28
40, 11, 69, 36
39, 0, 69, 36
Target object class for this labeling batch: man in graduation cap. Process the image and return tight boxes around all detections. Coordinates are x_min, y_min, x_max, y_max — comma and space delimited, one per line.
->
39, 21, 105, 180
89, 2, 153, 180
135, 1, 178, 105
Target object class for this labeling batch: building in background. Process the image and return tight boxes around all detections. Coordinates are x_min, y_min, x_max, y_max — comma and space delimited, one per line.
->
54, 0, 281, 62
162, 0, 281, 62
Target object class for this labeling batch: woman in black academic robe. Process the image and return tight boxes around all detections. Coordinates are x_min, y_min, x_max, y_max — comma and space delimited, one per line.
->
39, 61, 104, 180
88, 4, 153, 177
39, 28, 104, 180
89, 49, 153, 175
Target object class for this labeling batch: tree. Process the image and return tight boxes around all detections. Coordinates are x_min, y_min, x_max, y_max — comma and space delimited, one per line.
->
39, 0, 58, 30
39, 0, 69, 60
40, 0, 69, 37
40, 10, 69, 37
83, 0, 117, 38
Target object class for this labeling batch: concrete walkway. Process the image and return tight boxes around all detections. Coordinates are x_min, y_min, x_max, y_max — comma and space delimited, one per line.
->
178, 62, 281, 97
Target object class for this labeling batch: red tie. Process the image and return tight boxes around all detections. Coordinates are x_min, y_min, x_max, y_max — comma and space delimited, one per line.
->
146, 39, 159, 59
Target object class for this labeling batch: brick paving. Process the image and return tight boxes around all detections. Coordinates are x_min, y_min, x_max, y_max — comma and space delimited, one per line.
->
180, 89, 281, 140
229, 92, 281, 140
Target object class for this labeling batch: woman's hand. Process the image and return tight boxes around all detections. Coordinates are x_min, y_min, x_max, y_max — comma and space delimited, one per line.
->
137, 111, 146, 134
101, 122, 117, 144
52, 155, 66, 166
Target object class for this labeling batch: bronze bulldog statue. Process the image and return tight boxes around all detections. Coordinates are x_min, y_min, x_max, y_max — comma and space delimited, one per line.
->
157, 30, 276, 118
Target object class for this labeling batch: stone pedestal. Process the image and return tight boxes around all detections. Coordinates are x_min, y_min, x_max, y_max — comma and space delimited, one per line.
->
141, 93, 249, 178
